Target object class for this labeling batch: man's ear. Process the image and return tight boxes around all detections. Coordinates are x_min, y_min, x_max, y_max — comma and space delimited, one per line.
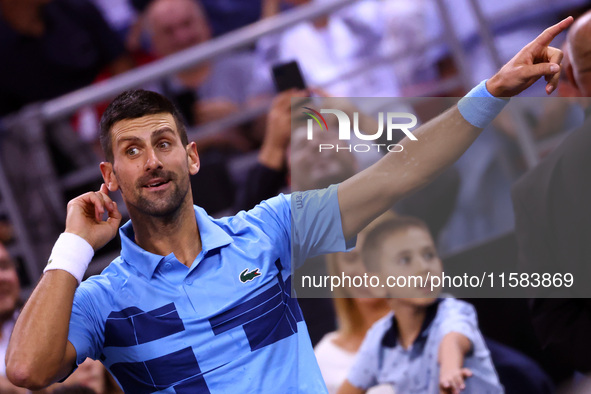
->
100, 162, 119, 191
187, 142, 200, 175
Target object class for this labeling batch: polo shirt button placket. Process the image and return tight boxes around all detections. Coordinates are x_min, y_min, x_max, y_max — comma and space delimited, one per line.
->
185, 278, 193, 286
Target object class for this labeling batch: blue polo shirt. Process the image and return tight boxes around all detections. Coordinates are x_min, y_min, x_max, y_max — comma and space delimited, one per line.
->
348, 298, 503, 394
68, 185, 352, 393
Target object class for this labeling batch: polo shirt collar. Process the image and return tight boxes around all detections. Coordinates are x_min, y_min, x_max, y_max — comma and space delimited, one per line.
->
381, 298, 442, 348
119, 205, 234, 278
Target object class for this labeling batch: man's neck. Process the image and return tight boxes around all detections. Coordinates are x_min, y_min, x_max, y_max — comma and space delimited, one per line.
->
130, 200, 202, 267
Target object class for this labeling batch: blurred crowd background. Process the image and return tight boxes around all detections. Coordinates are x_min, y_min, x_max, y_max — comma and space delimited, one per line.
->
0, 0, 590, 392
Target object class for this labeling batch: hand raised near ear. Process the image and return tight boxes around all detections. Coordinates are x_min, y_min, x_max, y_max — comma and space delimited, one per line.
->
65, 184, 122, 251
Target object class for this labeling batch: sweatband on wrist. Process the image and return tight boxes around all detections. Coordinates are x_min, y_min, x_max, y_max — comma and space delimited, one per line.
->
44, 233, 94, 284
458, 79, 509, 128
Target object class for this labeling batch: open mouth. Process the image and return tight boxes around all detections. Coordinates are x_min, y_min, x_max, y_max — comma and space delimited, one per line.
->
143, 179, 170, 190
145, 181, 167, 188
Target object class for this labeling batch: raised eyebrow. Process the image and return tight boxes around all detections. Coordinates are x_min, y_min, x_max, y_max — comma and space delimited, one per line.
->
151, 127, 176, 141
116, 127, 175, 146
117, 136, 142, 147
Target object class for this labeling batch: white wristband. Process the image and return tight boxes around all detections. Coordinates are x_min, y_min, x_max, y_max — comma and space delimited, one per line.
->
44, 233, 94, 284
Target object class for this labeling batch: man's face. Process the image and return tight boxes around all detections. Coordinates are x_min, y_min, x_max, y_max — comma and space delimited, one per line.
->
289, 126, 357, 191
100, 113, 199, 218
0, 245, 20, 318
374, 227, 442, 304
147, 0, 210, 57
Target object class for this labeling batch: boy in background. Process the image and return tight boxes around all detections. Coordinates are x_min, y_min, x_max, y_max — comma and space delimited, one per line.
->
337, 217, 502, 394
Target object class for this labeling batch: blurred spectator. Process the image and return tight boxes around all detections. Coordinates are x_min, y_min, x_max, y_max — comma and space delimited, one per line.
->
254, 0, 401, 99
512, 9, 591, 382
144, 0, 259, 139
0, 0, 133, 116
0, 243, 25, 393
337, 216, 502, 394
235, 91, 371, 212
315, 211, 396, 394
232, 90, 303, 212
380, 0, 442, 90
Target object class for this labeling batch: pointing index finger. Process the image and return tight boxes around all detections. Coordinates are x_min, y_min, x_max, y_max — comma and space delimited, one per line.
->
533, 16, 574, 48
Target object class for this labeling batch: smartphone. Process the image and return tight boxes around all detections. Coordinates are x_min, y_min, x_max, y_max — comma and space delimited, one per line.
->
271, 61, 307, 92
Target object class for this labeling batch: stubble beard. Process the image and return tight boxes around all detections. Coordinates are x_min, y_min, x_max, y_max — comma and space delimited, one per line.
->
122, 170, 191, 219
136, 180, 188, 218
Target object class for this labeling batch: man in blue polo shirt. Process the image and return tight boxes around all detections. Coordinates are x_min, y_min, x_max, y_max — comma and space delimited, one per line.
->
67, 181, 350, 393
5, 17, 571, 393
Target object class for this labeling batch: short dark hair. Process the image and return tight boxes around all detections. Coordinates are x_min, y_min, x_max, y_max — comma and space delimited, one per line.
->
99, 89, 189, 162
361, 216, 431, 273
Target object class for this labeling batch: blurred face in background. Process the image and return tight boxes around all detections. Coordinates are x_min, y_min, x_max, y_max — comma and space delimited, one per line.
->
289, 126, 357, 191
0, 244, 20, 320
146, 0, 211, 57
377, 226, 442, 306
363, 225, 443, 310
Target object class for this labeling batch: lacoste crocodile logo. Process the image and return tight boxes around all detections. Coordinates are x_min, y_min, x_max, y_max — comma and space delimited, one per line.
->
240, 268, 262, 283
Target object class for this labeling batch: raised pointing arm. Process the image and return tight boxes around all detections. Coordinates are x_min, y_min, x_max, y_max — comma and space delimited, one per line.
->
338, 17, 573, 240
